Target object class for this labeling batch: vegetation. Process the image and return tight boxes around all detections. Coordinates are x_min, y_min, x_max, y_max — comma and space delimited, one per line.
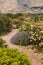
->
0, 15, 12, 34
15, 21, 43, 46
19, 22, 30, 31
0, 48, 30, 65
0, 38, 6, 47
2, 13, 23, 19
0, 13, 43, 46
0, 13, 43, 65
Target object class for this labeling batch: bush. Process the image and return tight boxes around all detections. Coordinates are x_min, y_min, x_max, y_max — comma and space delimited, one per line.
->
17, 22, 30, 31
0, 38, 5, 47
29, 26, 43, 46
13, 22, 43, 46
0, 48, 30, 65
5, 13, 23, 19
0, 15, 12, 34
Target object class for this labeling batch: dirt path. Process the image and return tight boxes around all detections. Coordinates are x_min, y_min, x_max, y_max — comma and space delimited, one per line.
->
2, 29, 19, 48
2, 29, 42, 65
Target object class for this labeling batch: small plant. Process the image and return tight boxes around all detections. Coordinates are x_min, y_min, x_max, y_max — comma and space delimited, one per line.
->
0, 48, 31, 65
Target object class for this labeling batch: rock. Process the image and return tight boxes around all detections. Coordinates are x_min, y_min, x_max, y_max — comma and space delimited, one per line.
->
11, 31, 30, 45
0, 0, 43, 13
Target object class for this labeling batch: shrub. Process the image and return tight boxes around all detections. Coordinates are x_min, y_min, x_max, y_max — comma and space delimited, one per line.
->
19, 22, 30, 31
0, 15, 12, 34
5, 13, 23, 19
16, 23, 22, 29
29, 26, 43, 46
0, 48, 30, 65
0, 38, 5, 47
13, 22, 43, 46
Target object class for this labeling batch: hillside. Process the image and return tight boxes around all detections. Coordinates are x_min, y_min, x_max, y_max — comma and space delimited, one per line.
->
0, 0, 43, 13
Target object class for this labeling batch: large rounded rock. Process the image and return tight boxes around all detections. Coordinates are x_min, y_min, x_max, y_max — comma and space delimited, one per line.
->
11, 31, 30, 45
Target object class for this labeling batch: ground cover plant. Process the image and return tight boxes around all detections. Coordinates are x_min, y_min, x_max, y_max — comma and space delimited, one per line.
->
0, 48, 30, 65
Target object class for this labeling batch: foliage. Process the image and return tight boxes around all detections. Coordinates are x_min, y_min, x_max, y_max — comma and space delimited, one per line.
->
29, 26, 43, 46
14, 22, 43, 46
0, 48, 30, 65
16, 22, 30, 31
5, 13, 23, 19
0, 15, 12, 34
0, 38, 6, 47
31, 13, 43, 21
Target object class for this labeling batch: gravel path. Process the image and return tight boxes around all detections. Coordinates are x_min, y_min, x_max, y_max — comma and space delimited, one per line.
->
2, 29, 42, 65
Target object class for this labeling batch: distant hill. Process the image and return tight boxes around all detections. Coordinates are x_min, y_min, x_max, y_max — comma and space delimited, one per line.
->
30, 0, 43, 6
0, 0, 43, 13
